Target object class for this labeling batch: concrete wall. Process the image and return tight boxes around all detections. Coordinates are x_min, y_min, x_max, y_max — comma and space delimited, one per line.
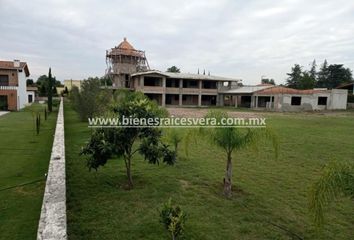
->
329, 89, 348, 109
17, 70, 27, 109
266, 89, 348, 111
37, 99, 66, 240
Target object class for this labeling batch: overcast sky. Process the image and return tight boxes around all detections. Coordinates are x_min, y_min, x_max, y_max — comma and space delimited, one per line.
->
1, 0, 354, 84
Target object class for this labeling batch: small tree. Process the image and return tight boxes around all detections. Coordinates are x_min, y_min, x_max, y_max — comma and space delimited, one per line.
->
165, 128, 183, 159
201, 111, 278, 197
160, 198, 186, 240
309, 161, 354, 230
47, 68, 53, 112
167, 66, 181, 73
81, 91, 175, 188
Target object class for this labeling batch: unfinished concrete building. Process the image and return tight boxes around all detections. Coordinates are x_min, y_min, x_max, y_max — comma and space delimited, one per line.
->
106, 38, 149, 88
104, 39, 348, 110
220, 85, 348, 111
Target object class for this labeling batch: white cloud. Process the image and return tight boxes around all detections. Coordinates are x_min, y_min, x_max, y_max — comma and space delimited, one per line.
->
0, 0, 353, 84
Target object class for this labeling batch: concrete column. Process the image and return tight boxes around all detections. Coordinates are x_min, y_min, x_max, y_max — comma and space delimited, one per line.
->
140, 76, 144, 89
250, 95, 254, 108
255, 96, 258, 108
198, 80, 202, 107
179, 79, 183, 106
235, 95, 238, 108
162, 77, 166, 107
217, 94, 224, 106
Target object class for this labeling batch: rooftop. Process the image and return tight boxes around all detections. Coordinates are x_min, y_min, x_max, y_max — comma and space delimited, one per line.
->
0, 60, 30, 77
131, 70, 240, 82
220, 85, 273, 94
255, 86, 329, 95
107, 38, 145, 58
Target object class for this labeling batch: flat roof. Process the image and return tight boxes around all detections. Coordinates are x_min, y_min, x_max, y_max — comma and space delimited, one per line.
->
131, 70, 240, 82
220, 85, 273, 94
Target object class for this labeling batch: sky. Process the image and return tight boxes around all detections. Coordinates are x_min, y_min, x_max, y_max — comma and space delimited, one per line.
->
1, 0, 354, 85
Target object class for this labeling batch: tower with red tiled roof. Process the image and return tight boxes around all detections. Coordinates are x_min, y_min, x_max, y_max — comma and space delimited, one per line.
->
106, 38, 149, 88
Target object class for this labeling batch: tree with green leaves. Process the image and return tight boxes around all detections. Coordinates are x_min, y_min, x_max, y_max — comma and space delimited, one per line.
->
316, 60, 353, 88
47, 68, 53, 112
309, 59, 317, 80
167, 66, 181, 73
286, 64, 303, 89
299, 72, 316, 90
201, 111, 278, 197
309, 161, 354, 230
70, 77, 109, 121
26, 79, 34, 86
160, 198, 186, 240
81, 91, 175, 189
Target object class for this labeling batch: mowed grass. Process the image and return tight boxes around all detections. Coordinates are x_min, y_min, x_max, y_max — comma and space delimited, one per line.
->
0, 104, 57, 240
65, 103, 354, 240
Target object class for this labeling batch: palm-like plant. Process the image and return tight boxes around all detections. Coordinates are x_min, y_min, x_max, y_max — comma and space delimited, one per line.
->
309, 161, 354, 229
202, 111, 278, 197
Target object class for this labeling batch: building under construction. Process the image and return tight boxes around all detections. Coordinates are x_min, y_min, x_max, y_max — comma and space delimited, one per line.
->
106, 37, 149, 88
104, 38, 347, 110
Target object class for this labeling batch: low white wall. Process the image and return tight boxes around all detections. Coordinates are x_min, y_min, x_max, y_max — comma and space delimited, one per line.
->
37, 98, 67, 240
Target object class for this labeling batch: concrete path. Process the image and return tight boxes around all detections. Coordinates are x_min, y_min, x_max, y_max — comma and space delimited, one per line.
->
0, 111, 9, 117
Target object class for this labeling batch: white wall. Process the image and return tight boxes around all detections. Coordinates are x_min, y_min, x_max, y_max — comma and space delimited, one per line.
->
270, 89, 347, 111
17, 70, 27, 109
329, 89, 348, 109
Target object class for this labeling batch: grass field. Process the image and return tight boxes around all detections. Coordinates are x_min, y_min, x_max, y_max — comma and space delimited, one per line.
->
65, 102, 354, 240
0, 104, 57, 240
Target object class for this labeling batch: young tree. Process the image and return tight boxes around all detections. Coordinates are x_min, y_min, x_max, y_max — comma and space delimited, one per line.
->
160, 198, 186, 240
286, 64, 303, 89
81, 91, 175, 189
309, 161, 354, 230
201, 111, 278, 197
167, 66, 181, 73
298, 72, 316, 90
47, 68, 53, 112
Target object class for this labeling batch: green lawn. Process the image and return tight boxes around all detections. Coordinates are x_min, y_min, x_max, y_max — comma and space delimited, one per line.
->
0, 104, 57, 240
65, 103, 354, 240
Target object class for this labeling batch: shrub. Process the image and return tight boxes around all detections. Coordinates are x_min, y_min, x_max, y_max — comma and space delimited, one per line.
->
69, 77, 112, 121
160, 198, 186, 240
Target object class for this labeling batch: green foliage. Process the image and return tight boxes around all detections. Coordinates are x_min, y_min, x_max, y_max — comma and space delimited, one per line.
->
80, 130, 112, 171
160, 198, 186, 240
80, 91, 175, 188
167, 66, 181, 73
26, 79, 34, 86
286, 64, 316, 89
286, 60, 353, 89
36, 73, 61, 97
100, 76, 113, 86
200, 110, 278, 196
316, 60, 353, 88
309, 161, 354, 230
164, 128, 183, 159
69, 77, 111, 121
